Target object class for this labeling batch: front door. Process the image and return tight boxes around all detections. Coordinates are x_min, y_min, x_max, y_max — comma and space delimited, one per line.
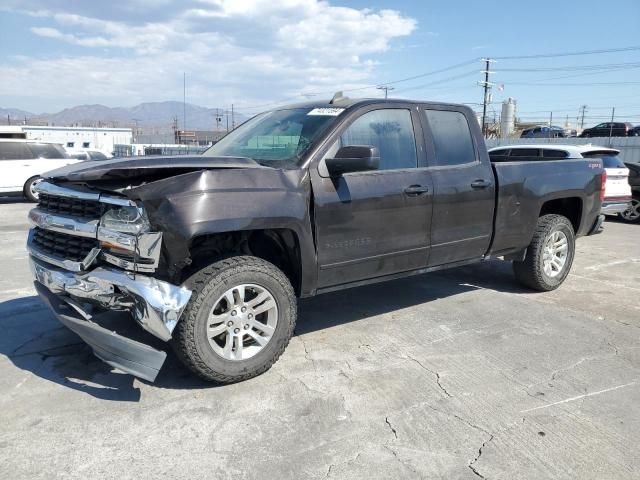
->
311, 107, 434, 289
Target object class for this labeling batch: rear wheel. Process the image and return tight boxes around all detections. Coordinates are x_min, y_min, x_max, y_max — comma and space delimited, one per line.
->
619, 198, 640, 223
513, 214, 575, 291
23, 176, 42, 202
173, 256, 296, 383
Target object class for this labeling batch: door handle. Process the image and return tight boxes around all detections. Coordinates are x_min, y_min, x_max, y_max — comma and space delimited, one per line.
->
404, 185, 430, 195
470, 179, 492, 189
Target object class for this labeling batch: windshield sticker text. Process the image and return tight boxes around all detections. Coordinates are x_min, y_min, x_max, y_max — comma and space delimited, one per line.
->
307, 108, 345, 116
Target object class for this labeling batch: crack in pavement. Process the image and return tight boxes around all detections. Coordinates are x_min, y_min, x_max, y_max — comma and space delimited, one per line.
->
405, 355, 452, 398
425, 404, 492, 437
359, 343, 375, 353
299, 337, 317, 370
322, 452, 362, 479
383, 445, 422, 478
468, 433, 494, 479
385, 417, 398, 439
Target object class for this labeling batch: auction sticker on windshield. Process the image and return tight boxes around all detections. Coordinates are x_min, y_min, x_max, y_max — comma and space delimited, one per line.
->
307, 108, 345, 116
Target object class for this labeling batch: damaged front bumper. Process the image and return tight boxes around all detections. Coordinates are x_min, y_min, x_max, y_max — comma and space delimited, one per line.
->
30, 256, 192, 381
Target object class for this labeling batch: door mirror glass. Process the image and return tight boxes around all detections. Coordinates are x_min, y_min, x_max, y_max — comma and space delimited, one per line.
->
325, 145, 379, 176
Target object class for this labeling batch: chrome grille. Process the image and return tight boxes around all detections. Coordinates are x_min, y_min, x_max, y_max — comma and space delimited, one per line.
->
37, 193, 104, 218
32, 227, 99, 262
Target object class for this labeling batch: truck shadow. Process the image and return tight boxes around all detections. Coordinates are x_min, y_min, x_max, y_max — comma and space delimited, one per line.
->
0, 260, 530, 400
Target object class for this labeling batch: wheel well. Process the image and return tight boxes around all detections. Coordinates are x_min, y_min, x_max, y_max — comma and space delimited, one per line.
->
539, 197, 582, 232
185, 229, 302, 296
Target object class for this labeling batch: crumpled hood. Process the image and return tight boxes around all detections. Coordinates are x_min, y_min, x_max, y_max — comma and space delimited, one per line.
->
41, 155, 263, 182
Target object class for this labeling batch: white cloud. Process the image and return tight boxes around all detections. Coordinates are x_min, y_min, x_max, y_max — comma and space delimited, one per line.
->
1, 1, 417, 112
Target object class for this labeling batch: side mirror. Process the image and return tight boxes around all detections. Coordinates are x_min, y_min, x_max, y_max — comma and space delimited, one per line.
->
325, 145, 380, 176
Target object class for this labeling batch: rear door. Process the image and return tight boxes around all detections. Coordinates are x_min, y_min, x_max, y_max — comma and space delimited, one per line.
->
311, 105, 434, 288
419, 106, 495, 266
0, 142, 34, 191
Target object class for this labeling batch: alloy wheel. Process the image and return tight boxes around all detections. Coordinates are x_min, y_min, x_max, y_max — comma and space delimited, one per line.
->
542, 230, 569, 278
206, 284, 278, 361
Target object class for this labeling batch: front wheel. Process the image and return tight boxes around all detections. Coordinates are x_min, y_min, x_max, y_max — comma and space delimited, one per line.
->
23, 176, 42, 202
619, 198, 640, 223
513, 214, 575, 291
173, 256, 297, 383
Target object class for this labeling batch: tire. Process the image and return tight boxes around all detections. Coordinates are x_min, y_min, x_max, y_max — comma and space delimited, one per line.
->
619, 197, 640, 224
173, 256, 297, 383
23, 176, 42, 202
513, 214, 575, 291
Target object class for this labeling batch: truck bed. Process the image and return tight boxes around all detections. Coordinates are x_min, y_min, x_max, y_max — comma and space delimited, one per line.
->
489, 158, 603, 256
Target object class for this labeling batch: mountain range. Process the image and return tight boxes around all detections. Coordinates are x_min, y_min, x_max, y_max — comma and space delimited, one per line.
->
0, 101, 248, 131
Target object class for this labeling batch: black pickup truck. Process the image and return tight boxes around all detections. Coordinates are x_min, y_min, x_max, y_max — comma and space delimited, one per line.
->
27, 97, 606, 382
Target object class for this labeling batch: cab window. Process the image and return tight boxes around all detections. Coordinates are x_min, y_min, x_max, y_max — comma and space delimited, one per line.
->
424, 109, 476, 167
338, 109, 418, 170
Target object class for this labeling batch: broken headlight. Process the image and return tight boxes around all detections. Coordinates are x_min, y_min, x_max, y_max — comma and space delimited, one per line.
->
100, 205, 150, 235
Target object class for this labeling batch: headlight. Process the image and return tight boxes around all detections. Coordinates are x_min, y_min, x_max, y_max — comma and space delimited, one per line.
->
100, 205, 150, 234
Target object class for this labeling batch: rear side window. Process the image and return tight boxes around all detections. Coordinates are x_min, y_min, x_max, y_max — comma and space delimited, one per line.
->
27, 143, 69, 159
0, 142, 33, 160
542, 149, 569, 159
340, 108, 417, 170
489, 149, 509, 162
510, 148, 540, 158
424, 110, 476, 167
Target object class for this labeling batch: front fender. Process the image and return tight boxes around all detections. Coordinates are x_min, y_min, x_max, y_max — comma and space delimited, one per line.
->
125, 167, 317, 294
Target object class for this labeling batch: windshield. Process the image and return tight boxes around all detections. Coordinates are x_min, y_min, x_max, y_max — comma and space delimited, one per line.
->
202, 107, 343, 166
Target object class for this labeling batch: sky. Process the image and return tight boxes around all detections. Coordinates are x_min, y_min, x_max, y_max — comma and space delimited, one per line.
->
1, 0, 639, 126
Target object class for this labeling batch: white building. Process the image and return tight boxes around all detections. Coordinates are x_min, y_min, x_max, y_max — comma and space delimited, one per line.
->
1, 125, 132, 155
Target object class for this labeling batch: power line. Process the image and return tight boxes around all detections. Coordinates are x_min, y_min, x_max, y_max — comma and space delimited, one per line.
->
235, 58, 480, 111
504, 81, 640, 86
393, 70, 479, 94
493, 45, 640, 60
496, 61, 640, 72
231, 46, 640, 113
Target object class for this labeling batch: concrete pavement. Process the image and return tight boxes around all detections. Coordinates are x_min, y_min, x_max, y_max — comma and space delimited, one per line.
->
0, 199, 638, 479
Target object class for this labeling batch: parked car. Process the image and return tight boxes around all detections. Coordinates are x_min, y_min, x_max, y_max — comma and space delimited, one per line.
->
620, 162, 640, 223
579, 122, 635, 138
521, 125, 567, 138
488, 144, 631, 216
0, 139, 80, 201
628, 126, 640, 137
69, 150, 112, 161
28, 98, 605, 383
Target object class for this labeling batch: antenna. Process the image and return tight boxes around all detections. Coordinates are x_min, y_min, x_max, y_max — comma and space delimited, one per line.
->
330, 91, 345, 104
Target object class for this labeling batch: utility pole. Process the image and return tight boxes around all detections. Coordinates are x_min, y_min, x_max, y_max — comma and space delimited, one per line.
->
225, 110, 229, 132
579, 105, 588, 129
608, 107, 616, 146
132, 118, 140, 143
376, 85, 394, 99
479, 58, 496, 137
232, 104, 237, 130
549, 112, 553, 139
183, 72, 186, 132
215, 108, 221, 131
